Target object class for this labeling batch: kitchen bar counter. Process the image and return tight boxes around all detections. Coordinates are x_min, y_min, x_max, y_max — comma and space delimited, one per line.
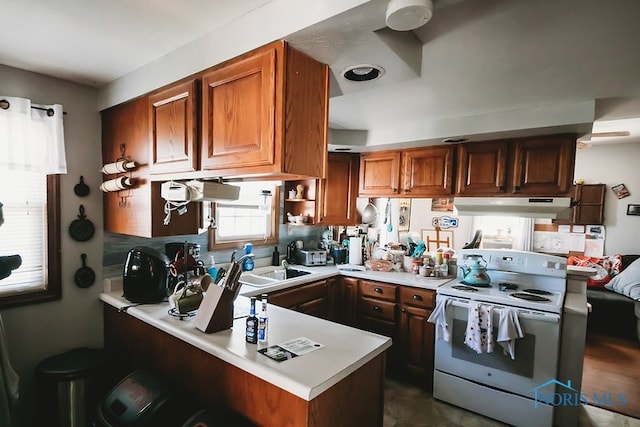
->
100, 291, 391, 426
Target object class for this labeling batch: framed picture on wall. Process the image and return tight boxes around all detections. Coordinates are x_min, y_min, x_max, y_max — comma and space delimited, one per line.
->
612, 183, 630, 199
627, 204, 640, 216
431, 197, 454, 212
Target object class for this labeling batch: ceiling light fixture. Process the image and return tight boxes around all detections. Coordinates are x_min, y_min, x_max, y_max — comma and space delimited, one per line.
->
386, 0, 434, 31
342, 64, 385, 82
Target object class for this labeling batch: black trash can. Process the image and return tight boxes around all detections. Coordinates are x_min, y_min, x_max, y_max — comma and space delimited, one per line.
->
35, 347, 113, 427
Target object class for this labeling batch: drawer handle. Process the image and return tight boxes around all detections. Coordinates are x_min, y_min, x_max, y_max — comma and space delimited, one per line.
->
373, 305, 381, 311
412, 295, 423, 301
374, 287, 383, 294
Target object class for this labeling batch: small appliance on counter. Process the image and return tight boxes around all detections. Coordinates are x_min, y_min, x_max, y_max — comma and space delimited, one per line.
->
123, 246, 171, 303
295, 250, 327, 266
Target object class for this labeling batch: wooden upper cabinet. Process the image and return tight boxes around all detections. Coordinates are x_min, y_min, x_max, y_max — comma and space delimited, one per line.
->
149, 79, 198, 174
456, 140, 508, 196
401, 146, 454, 197
572, 184, 605, 224
102, 96, 200, 238
359, 151, 402, 196
511, 135, 575, 195
200, 41, 329, 179
317, 153, 360, 225
455, 134, 576, 197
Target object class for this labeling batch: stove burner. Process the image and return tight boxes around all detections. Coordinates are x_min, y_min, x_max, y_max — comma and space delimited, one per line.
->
510, 292, 550, 302
451, 285, 478, 292
523, 288, 553, 296
499, 282, 519, 291
459, 280, 491, 288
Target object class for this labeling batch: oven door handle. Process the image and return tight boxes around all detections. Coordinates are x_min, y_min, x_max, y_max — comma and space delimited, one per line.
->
446, 298, 560, 323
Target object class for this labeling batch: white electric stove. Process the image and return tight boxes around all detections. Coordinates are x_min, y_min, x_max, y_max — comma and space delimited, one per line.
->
433, 249, 569, 427
439, 249, 567, 314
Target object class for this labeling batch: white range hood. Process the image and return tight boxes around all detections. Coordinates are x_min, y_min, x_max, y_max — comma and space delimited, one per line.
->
453, 197, 572, 219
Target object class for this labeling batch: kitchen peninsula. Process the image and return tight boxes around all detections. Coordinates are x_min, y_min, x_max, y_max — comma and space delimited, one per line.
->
100, 288, 391, 427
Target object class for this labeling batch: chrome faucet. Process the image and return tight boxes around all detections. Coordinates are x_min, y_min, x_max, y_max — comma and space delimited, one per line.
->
281, 259, 289, 270
234, 253, 255, 266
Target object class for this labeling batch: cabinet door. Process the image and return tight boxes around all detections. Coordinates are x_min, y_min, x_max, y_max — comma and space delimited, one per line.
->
399, 305, 434, 385
456, 140, 508, 196
511, 136, 575, 195
149, 79, 198, 174
573, 184, 605, 224
401, 146, 454, 197
359, 151, 402, 196
326, 277, 342, 323
341, 277, 359, 327
317, 153, 359, 225
200, 46, 276, 171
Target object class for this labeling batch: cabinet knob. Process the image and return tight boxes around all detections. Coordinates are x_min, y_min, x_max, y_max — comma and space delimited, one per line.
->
403, 189, 409, 194
373, 305, 381, 311
412, 295, 423, 301
392, 188, 398, 193
402, 308, 406, 313
374, 287, 383, 293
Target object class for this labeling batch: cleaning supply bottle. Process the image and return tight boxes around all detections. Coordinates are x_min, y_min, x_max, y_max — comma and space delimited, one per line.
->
242, 243, 254, 271
258, 294, 268, 343
271, 246, 280, 266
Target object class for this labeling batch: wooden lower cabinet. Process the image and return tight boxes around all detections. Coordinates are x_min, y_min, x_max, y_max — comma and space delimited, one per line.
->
340, 277, 359, 327
266, 280, 328, 319
398, 287, 435, 389
103, 305, 385, 427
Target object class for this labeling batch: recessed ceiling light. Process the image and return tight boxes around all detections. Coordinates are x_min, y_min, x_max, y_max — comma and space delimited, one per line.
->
342, 64, 385, 82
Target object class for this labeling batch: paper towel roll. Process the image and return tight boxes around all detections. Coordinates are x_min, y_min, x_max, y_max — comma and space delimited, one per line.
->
349, 237, 363, 265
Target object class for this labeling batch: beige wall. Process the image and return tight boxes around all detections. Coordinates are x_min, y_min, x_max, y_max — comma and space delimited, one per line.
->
574, 142, 640, 255
0, 64, 103, 426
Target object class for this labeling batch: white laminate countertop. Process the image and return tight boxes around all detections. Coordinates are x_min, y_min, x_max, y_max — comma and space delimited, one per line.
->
237, 265, 453, 298
100, 291, 391, 402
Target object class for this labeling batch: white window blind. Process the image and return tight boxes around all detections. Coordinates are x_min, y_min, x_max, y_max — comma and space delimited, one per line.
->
0, 169, 48, 293
213, 182, 277, 243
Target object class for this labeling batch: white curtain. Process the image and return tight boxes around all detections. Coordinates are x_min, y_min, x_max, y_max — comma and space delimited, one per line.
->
0, 96, 67, 174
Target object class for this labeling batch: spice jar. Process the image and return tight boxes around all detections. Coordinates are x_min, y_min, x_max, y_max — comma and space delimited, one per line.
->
412, 258, 422, 274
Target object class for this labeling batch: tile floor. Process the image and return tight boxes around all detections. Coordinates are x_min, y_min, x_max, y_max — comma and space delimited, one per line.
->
384, 379, 640, 427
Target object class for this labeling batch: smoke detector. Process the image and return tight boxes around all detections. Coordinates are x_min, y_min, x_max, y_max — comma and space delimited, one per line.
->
385, 0, 434, 31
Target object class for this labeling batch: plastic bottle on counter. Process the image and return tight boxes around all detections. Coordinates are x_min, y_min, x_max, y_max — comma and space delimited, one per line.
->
207, 255, 217, 279
271, 246, 280, 266
243, 243, 254, 271
246, 297, 258, 344
258, 294, 269, 343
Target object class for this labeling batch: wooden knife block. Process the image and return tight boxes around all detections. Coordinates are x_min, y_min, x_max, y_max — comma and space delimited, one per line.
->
193, 285, 240, 333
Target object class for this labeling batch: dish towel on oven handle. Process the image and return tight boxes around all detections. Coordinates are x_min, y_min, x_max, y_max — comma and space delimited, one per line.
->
497, 308, 524, 360
464, 302, 494, 354
427, 296, 452, 342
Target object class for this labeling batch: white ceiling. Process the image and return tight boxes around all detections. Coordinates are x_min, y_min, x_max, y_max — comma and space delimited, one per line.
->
2, 0, 640, 151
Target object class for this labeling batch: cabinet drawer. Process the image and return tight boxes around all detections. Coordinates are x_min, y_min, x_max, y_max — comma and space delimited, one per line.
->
268, 280, 327, 309
358, 298, 396, 322
359, 280, 397, 302
399, 287, 435, 309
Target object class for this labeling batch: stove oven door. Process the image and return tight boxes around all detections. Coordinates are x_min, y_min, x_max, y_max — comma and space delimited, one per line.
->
434, 296, 561, 398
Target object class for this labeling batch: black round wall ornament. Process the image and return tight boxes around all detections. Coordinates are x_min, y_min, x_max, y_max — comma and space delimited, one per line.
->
74, 253, 95, 288
69, 205, 95, 242
74, 176, 90, 197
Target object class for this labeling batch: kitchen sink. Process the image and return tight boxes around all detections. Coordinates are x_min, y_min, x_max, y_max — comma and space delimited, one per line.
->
239, 266, 313, 287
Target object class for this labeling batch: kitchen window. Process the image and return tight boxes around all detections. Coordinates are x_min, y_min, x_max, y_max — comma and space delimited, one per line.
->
208, 182, 279, 250
472, 216, 534, 251
0, 172, 61, 307
0, 96, 65, 307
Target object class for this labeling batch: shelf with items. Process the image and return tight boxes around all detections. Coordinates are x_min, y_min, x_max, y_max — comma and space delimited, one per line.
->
284, 179, 317, 226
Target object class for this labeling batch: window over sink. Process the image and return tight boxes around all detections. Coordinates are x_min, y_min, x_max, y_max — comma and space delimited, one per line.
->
208, 181, 280, 250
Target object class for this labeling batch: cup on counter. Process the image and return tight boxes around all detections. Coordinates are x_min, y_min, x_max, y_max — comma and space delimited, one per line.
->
419, 265, 430, 277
